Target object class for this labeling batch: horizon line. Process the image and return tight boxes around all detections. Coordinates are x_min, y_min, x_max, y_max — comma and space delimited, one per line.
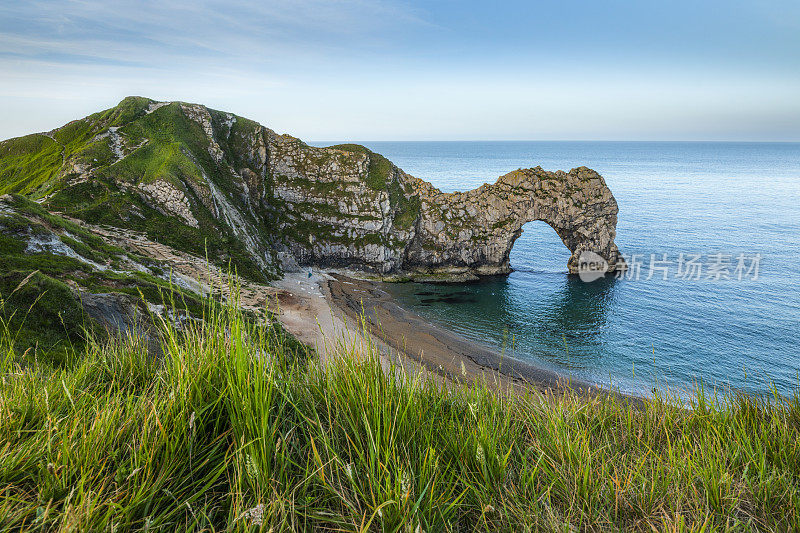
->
309, 139, 800, 144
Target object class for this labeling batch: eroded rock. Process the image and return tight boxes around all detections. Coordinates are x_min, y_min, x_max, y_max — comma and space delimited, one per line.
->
406, 166, 626, 278
3, 97, 625, 281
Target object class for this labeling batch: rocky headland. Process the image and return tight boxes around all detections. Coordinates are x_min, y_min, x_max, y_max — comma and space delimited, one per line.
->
0, 96, 625, 365
1, 96, 624, 284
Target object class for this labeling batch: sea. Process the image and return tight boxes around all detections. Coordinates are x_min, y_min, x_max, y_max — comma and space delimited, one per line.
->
310, 141, 800, 398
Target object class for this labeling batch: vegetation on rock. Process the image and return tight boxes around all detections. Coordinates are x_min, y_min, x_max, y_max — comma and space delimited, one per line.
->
0, 194, 225, 360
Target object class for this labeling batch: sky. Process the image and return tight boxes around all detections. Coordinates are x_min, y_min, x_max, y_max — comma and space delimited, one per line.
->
1, 0, 799, 141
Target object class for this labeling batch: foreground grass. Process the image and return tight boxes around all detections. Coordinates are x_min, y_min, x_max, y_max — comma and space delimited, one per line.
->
1, 297, 799, 531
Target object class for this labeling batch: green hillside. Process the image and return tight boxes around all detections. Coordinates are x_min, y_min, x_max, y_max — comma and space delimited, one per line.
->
0, 97, 281, 282
0, 194, 205, 362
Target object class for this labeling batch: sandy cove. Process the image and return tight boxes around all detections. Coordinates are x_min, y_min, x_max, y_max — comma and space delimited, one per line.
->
271, 271, 364, 363
272, 270, 618, 398
271, 270, 434, 381
71, 204, 621, 397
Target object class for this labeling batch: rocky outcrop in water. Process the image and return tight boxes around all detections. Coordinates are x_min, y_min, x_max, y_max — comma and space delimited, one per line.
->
406, 166, 625, 279
267, 142, 624, 280
0, 97, 624, 281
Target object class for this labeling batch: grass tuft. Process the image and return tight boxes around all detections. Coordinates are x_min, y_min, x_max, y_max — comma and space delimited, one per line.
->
1, 281, 799, 531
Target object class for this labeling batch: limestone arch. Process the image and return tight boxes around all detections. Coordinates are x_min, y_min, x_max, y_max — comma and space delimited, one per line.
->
404, 166, 625, 278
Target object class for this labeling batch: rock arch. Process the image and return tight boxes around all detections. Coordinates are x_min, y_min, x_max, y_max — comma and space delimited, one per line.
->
402, 166, 626, 279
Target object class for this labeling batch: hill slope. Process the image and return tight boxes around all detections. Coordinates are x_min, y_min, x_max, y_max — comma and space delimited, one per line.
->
0, 96, 624, 283
0, 193, 281, 361
1, 97, 283, 281
0, 97, 427, 279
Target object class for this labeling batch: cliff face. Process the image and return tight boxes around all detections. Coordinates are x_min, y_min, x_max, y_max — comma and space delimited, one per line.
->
0, 97, 624, 281
267, 140, 418, 273
265, 130, 624, 280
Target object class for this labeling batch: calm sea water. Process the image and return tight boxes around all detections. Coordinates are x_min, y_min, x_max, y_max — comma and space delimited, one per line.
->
311, 141, 800, 398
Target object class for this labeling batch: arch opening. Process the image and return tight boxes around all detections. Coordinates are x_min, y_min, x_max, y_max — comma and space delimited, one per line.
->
509, 220, 572, 274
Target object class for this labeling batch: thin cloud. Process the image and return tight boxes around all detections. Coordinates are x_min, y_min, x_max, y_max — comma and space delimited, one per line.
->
0, 0, 429, 66
0, 0, 797, 141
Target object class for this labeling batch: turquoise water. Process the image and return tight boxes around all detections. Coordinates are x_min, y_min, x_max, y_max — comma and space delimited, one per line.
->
312, 141, 800, 397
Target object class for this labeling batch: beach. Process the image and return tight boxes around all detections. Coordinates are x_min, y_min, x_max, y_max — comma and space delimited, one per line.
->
273, 270, 609, 396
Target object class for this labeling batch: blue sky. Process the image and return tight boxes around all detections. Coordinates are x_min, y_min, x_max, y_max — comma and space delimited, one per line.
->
1, 0, 799, 141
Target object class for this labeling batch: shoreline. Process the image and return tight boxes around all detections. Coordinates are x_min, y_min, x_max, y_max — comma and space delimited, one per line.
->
327, 274, 568, 393
270, 271, 365, 364
326, 273, 636, 399
272, 270, 638, 401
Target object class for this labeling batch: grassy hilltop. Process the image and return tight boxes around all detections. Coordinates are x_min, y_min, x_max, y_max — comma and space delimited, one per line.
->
0, 96, 430, 283
0, 96, 413, 361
